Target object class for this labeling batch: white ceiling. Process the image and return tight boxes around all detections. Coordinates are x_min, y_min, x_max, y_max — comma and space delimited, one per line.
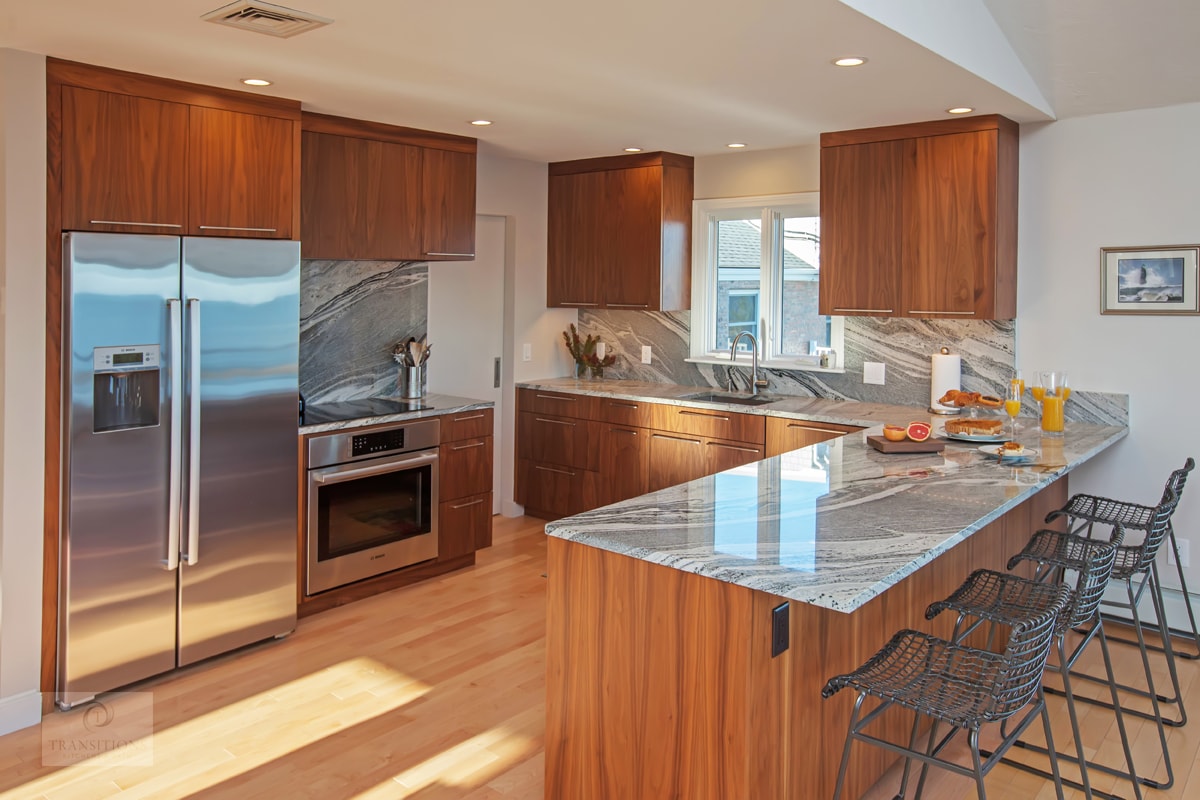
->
2, 0, 1198, 162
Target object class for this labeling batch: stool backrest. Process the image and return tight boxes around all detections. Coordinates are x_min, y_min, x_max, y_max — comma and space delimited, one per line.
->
1065, 537, 1119, 628
1160, 457, 1195, 507
1135, 487, 1181, 571
988, 584, 1071, 720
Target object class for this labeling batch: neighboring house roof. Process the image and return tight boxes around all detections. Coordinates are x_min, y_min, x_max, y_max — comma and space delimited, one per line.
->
717, 219, 815, 270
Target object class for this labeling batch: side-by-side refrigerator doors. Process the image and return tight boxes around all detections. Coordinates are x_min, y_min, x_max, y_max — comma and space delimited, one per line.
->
59, 233, 181, 709
177, 237, 300, 666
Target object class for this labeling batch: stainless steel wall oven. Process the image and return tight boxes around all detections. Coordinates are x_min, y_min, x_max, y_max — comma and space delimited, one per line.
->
306, 418, 440, 594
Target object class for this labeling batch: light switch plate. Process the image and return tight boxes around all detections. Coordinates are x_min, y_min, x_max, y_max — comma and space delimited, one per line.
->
641, 345, 652, 364
522, 343, 532, 362
864, 361, 886, 385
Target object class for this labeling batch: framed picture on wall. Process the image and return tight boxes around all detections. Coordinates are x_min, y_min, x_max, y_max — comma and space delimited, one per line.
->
1100, 245, 1200, 315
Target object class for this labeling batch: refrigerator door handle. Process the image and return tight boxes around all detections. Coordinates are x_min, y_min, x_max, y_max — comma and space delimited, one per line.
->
166, 299, 183, 570
184, 298, 201, 566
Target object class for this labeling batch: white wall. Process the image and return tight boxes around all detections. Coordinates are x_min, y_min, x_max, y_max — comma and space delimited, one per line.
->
1018, 104, 1200, 604
694, 144, 819, 199
0, 48, 48, 734
474, 148, 574, 515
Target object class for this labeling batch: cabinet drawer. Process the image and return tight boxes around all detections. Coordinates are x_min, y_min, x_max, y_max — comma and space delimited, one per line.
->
518, 459, 598, 520
441, 408, 493, 442
652, 404, 766, 444
647, 432, 707, 492
766, 417, 863, 456
598, 425, 650, 505
519, 388, 598, 419
518, 412, 599, 470
705, 439, 765, 473
597, 397, 655, 428
440, 491, 492, 559
440, 436, 493, 500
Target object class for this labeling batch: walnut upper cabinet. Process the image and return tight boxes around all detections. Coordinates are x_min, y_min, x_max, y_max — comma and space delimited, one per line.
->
819, 115, 1018, 320
300, 112, 478, 261
547, 151, 693, 311
51, 58, 300, 239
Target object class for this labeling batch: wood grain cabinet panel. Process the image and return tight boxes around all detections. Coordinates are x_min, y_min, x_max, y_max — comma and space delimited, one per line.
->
651, 404, 766, 445
517, 388, 599, 420
421, 147, 477, 260
765, 417, 864, 456
518, 458, 598, 520
598, 425, 650, 505
440, 492, 492, 559
518, 412, 599, 471
189, 106, 295, 238
440, 408, 493, 442
440, 436, 493, 501
648, 432, 708, 492
596, 397, 655, 428
819, 115, 1017, 320
61, 86, 189, 233
705, 439, 765, 474
547, 152, 693, 311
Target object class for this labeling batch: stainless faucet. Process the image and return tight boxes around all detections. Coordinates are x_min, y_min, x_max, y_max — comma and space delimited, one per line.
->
729, 332, 770, 395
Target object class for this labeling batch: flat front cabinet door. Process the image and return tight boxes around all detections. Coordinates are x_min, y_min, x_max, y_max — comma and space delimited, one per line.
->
603, 166, 661, 309
59, 233, 181, 706
547, 170, 604, 308
179, 237, 299, 665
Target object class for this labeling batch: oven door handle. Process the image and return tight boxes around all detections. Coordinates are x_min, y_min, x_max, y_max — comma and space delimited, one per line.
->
312, 451, 438, 485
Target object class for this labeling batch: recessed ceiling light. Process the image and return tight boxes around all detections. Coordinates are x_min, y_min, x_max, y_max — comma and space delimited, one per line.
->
241, 78, 272, 87
470, 119, 493, 126
727, 143, 747, 149
947, 107, 974, 115
624, 147, 643, 153
833, 57, 867, 67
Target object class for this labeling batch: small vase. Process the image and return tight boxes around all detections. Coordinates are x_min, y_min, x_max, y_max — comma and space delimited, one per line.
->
574, 361, 589, 380
589, 366, 605, 380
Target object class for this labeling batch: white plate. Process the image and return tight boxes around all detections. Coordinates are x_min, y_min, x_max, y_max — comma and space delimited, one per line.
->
978, 445, 1039, 462
942, 430, 1007, 443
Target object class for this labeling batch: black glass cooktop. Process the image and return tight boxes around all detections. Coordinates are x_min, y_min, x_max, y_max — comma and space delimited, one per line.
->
302, 397, 436, 426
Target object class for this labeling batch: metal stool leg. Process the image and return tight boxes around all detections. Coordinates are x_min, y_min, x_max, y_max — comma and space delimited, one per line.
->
1105, 523, 1200, 660
831, 693, 865, 800
1037, 689, 1067, 800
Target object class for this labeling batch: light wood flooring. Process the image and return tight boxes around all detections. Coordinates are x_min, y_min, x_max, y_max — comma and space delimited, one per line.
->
3, 515, 1200, 799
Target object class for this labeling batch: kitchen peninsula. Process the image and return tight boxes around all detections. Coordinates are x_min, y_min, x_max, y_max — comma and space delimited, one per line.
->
536, 379, 1126, 799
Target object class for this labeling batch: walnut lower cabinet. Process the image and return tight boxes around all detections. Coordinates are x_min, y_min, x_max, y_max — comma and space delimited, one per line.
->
439, 409, 494, 558
765, 417, 864, 456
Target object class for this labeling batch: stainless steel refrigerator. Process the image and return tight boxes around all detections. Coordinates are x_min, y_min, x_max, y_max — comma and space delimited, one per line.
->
58, 232, 300, 709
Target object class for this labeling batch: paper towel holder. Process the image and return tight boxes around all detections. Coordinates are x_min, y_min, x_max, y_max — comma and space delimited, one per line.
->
929, 346, 963, 416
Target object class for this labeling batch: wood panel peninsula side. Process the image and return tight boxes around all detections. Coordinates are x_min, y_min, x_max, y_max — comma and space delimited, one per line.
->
542, 409, 1126, 798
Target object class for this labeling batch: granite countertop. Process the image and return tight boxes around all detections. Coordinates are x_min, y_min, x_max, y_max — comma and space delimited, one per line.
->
299, 393, 494, 435
534, 378, 1129, 613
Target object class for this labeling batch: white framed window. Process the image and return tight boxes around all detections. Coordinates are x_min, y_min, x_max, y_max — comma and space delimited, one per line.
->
689, 192, 844, 370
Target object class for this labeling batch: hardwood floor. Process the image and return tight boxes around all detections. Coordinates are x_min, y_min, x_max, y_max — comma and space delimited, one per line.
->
3, 515, 1200, 799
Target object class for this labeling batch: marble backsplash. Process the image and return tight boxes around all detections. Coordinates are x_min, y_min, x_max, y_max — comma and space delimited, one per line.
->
575, 310, 1128, 425
300, 259, 427, 403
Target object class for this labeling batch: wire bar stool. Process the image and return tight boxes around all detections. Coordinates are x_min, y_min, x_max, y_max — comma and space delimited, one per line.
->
926, 532, 1141, 800
823, 583, 1071, 800
1049, 458, 1195, 660
1018, 488, 1181, 790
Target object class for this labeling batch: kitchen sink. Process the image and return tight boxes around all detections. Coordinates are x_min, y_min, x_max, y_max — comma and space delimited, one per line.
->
676, 390, 780, 406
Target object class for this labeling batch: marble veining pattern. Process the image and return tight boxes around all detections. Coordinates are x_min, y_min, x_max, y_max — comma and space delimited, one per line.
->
299, 395, 493, 435
573, 311, 1127, 425
300, 260, 428, 403
545, 415, 1127, 613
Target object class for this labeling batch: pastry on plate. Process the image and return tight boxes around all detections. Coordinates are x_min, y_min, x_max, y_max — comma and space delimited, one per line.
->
945, 417, 1004, 436
1001, 441, 1026, 455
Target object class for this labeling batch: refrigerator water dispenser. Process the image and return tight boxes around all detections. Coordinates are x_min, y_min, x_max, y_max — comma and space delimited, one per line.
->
92, 344, 160, 433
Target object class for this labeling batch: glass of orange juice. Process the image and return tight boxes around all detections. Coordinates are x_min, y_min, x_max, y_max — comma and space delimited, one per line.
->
1030, 372, 1047, 404
1011, 369, 1025, 398
1040, 371, 1067, 436
1005, 380, 1022, 439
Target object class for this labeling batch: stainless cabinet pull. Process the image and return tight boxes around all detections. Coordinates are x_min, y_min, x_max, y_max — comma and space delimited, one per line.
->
184, 298, 201, 566
786, 423, 839, 433
832, 307, 893, 314
535, 393, 575, 402
451, 440, 486, 450
535, 417, 575, 426
610, 401, 640, 409
450, 498, 485, 510
559, 302, 599, 307
707, 442, 761, 454
679, 410, 730, 421
908, 309, 975, 316
91, 220, 182, 228
198, 225, 278, 233
425, 252, 476, 258
165, 299, 183, 571
453, 413, 486, 422
607, 303, 649, 308
610, 428, 638, 436
535, 465, 576, 476
652, 433, 702, 445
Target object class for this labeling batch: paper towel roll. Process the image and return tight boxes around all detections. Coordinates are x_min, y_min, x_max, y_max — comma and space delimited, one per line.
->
930, 350, 962, 412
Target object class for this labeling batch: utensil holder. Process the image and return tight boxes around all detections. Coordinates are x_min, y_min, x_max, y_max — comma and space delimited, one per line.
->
399, 364, 426, 399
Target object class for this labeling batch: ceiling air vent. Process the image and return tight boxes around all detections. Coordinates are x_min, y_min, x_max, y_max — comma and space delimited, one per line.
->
201, 1, 332, 38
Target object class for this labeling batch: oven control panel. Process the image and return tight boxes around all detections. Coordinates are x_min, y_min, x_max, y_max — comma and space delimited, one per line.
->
352, 428, 405, 457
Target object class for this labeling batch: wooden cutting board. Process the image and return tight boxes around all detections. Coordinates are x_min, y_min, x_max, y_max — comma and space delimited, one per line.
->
867, 435, 946, 454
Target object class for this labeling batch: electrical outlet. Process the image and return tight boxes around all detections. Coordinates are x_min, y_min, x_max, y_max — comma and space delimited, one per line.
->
863, 361, 886, 385
522, 343, 532, 362
1168, 539, 1190, 568
641, 345, 652, 364
771, 602, 789, 657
